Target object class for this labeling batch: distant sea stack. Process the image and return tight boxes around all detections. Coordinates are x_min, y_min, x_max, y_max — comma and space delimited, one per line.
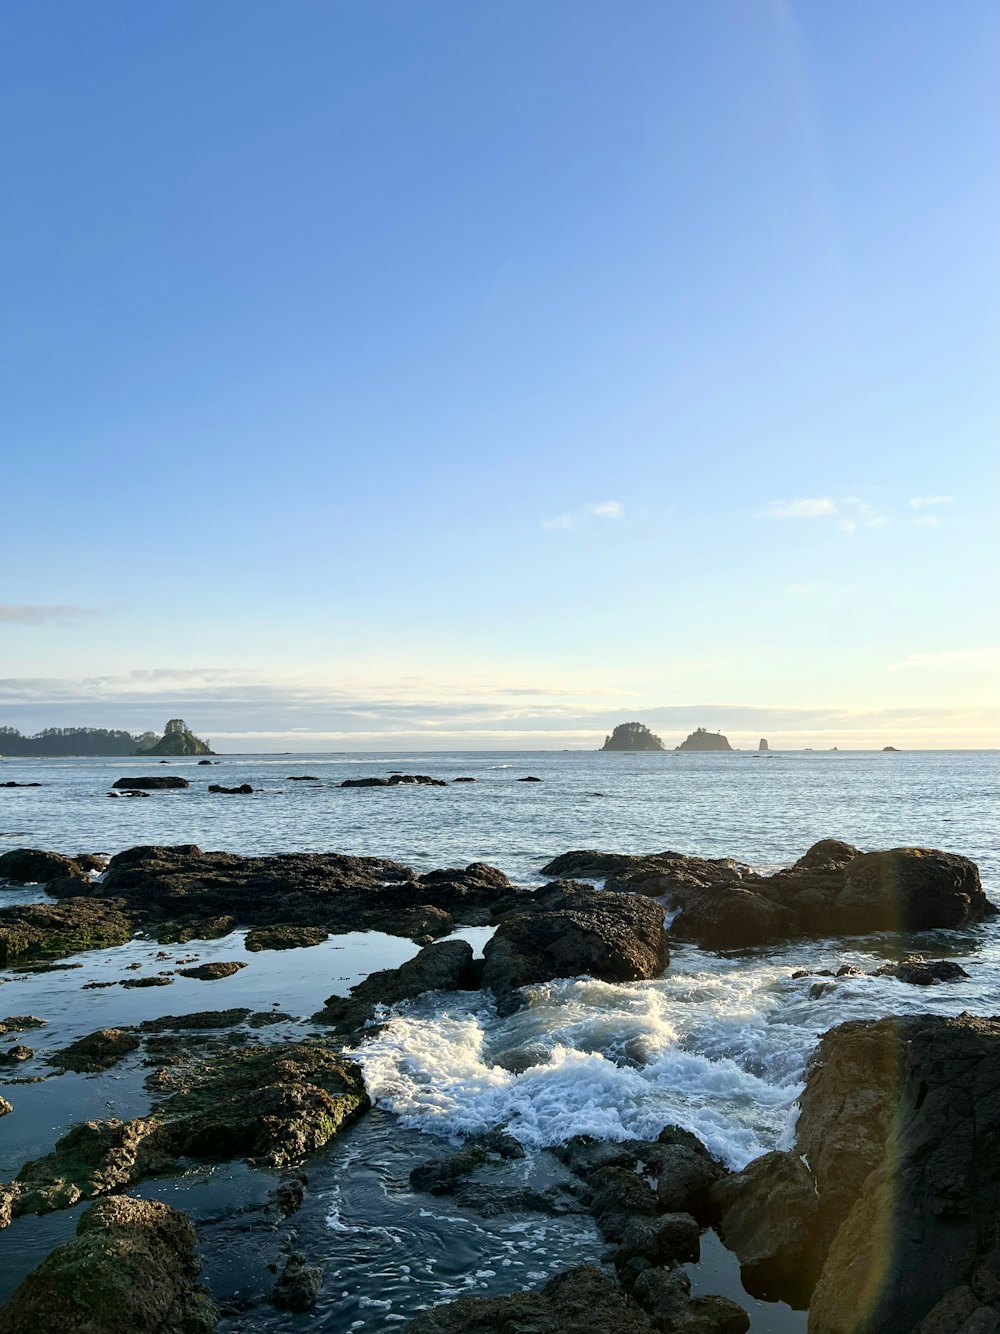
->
140, 719, 214, 757
676, 727, 733, 752
883, 745, 901, 752
601, 722, 666, 752
758, 738, 769, 752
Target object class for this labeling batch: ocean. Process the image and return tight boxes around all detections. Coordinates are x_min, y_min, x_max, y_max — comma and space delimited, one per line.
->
1, 748, 998, 1331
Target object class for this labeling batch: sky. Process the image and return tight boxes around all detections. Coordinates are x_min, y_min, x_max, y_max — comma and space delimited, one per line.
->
2, 1, 997, 751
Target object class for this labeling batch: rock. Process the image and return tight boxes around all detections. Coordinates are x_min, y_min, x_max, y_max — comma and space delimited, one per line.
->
111, 776, 190, 790
836, 847, 992, 931
48, 1028, 141, 1073
139, 1009, 252, 1032
403, 1264, 655, 1333
0, 899, 133, 963
142, 720, 214, 757
176, 961, 247, 980
613, 1211, 701, 1270
482, 882, 669, 1009
676, 728, 732, 751
11, 1117, 160, 1218
711, 1150, 822, 1303
410, 1146, 489, 1194
872, 956, 970, 985
0, 1045, 33, 1065
0, 849, 82, 883
207, 783, 253, 794
586, 1165, 659, 1235
0, 1195, 217, 1334
652, 1142, 725, 1223
517, 775, 543, 781
122, 975, 173, 988
316, 938, 478, 1032
0, 1016, 46, 1036
882, 745, 900, 752
452, 776, 477, 782
271, 1252, 323, 1312
0, 1097, 11, 1117
341, 773, 447, 788
197, 759, 215, 765
758, 738, 769, 752
286, 775, 319, 780
0, 782, 42, 787
244, 924, 328, 951
602, 723, 666, 752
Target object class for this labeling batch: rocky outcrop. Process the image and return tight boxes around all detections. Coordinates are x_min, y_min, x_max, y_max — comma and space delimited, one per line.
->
207, 783, 253, 795
758, 738, 769, 751
111, 776, 190, 791
0, 849, 83, 883
540, 840, 993, 950
142, 720, 214, 756
676, 728, 732, 752
482, 882, 669, 1011
0, 899, 133, 963
0, 1195, 217, 1333
271, 1252, 323, 1312
244, 925, 328, 951
712, 1015, 1000, 1333
341, 773, 447, 787
48, 1028, 140, 1073
601, 723, 666, 752
176, 961, 246, 980
316, 938, 480, 1032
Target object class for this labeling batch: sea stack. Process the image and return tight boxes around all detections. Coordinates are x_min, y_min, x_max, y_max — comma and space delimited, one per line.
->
676, 727, 733, 752
601, 722, 666, 752
139, 719, 214, 757
758, 738, 769, 752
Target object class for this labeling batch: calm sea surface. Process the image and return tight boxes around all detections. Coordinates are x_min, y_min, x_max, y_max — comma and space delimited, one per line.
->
1, 749, 998, 1332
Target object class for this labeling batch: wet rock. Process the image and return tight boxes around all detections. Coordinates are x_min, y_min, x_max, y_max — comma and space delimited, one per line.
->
272, 1173, 307, 1216
121, 975, 173, 988
449, 1182, 580, 1218
482, 882, 669, 1010
518, 775, 543, 781
207, 783, 253, 794
0, 1045, 33, 1065
0, 1016, 46, 1036
48, 1028, 140, 1073
286, 775, 318, 780
176, 961, 247, 980
271, 1252, 323, 1312
315, 938, 479, 1032
248, 1010, 294, 1027
410, 1146, 489, 1194
111, 775, 190, 790
872, 956, 970, 985
341, 773, 447, 787
244, 924, 328, 951
0, 849, 82, 883
652, 1142, 726, 1223
587, 1165, 659, 1237
11, 1117, 161, 1218
837, 847, 993, 931
197, 759, 215, 765
0, 1195, 217, 1334
0, 899, 133, 964
452, 776, 477, 782
631, 1266, 750, 1333
403, 1264, 654, 1333
0, 1097, 10, 1117
711, 1150, 822, 1304
0, 782, 41, 788
139, 1009, 252, 1032
613, 1211, 701, 1270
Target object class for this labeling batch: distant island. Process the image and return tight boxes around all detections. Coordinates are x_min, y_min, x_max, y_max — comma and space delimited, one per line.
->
676, 727, 733, 752
601, 722, 665, 752
0, 718, 214, 757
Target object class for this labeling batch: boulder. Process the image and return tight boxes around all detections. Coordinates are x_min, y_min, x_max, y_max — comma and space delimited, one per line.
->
270, 1252, 323, 1312
0, 849, 82, 882
316, 938, 478, 1032
0, 899, 133, 963
176, 961, 247, 980
482, 882, 668, 1009
0, 1195, 217, 1334
872, 956, 970, 985
111, 776, 190, 791
207, 783, 253, 795
244, 924, 328, 951
835, 847, 992, 931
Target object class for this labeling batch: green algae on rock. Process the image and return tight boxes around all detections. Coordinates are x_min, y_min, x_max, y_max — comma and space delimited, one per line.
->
0, 1195, 218, 1334
0, 900, 133, 964
244, 924, 328, 951
47, 1028, 141, 1074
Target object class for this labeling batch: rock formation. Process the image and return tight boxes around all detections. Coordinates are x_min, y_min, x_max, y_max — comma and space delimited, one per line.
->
676, 727, 733, 751
758, 738, 769, 751
141, 720, 214, 757
601, 723, 666, 752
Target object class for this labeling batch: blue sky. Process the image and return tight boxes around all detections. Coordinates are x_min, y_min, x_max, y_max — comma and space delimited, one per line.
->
3, 1, 997, 749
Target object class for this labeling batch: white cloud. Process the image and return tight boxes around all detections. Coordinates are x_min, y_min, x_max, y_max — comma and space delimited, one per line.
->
542, 500, 624, 530
911, 515, 939, 527
761, 498, 838, 519
909, 494, 954, 509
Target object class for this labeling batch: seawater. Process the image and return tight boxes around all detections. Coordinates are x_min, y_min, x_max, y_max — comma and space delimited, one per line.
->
1, 749, 998, 1331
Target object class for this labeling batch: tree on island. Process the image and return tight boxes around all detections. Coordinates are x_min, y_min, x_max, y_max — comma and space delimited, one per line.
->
601, 722, 666, 752
675, 726, 733, 752
142, 720, 214, 756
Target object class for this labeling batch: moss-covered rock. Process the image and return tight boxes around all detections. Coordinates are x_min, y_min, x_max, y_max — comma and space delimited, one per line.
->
244, 924, 328, 951
48, 1028, 141, 1074
0, 1195, 217, 1333
0, 900, 132, 963
176, 961, 246, 980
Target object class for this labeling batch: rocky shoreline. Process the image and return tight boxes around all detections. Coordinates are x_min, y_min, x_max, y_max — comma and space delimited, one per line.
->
0, 837, 997, 1333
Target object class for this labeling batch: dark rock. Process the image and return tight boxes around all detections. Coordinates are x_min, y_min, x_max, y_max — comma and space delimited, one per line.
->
0, 899, 132, 963
652, 1142, 725, 1223
0, 1097, 11, 1117
342, 773, 447, 788
837, 847, 991, 931
0, 1045, 33, 1065
587, 1165, 659, 1235
48, 1028, 140, 1073
873, 956, 970, 985
319, 938, 478, 1031
0, 782, 42, 788
0, 1195, 217, 1334
613, 1211, 701, 1270
482, 882, 668, 1009
197, 759, 215, 765
602, 723, 666, 752
403, 1264, 655, 1333
517, 775, 543, 781
176, 961, 247, 980
139, 1009, 252, 1032
286, 775, 319, 780
121, 975, 173, 988
207, 783, 253, 794
111, 776, 190, 791
0, 849, 82, 883
676, 727, 732, 751
272, 1174, 307, 1216
244, 924, 327, 951
452, 776, 477, 782
0, 1016, 46, 1035
271, 1252, 323, 1312
410, 1146, 489, 1194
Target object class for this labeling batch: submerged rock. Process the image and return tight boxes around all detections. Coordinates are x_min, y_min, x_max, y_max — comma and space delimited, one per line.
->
0, 1195, 217, 1334
244, 924, 328, 951
176, 961, 247, 980
207, 783, 253, 795
111, 776, 190, 791
271, 1252, 323, 1312
482, 882, 669, 1010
